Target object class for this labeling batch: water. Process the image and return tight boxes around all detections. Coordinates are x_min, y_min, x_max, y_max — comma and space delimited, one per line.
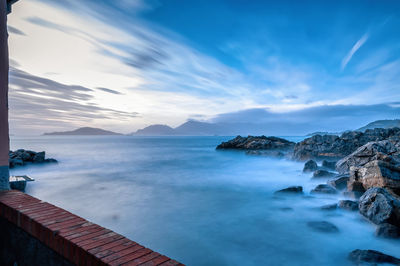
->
10, 136, 400, 265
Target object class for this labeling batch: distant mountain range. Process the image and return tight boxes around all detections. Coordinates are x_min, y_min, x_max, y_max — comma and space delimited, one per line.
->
43, 127, 122, 136
357, 119, 400, 132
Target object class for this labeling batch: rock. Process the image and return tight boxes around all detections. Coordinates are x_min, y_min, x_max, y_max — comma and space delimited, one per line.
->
328, 174, 349, 190
349, 160, 400, 195
310, 184, 337, 194
33, 151, 45, 163
338, 200, 358, 211
9, 158, 23, 168
303, 160, 318, 172
322, 160, 337, 170
293, 127, 400, 160
216, 135, 295, 151
336, 140, 400, 174
320, 203, 338, 211
246, 150, 285, 158
375, 223, 400, 238
312, 170, 336, 178
274, 186, 303, 194
307, 221, 339, 233
358, 187, 400, 226
348, 249, 400, 265
45, 158, 58, 163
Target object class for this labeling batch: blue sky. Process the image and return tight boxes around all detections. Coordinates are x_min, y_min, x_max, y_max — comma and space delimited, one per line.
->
7, 0, 400, 134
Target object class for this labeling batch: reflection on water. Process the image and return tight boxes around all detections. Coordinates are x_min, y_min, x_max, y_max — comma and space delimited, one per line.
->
10, 136, 399, 265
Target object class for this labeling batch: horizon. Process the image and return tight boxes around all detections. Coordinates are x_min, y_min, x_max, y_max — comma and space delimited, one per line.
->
7, 0, 400, 135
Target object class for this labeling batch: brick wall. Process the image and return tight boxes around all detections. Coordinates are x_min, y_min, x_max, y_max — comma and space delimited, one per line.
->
0, 190, 183, 266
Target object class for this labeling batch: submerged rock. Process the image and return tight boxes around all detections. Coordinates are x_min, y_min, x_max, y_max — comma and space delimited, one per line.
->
9, 149, 58, 168
322, 160, 337, 170
312, 170, 336, 178
338, 200, 358, 211
274, 186, 303, 194
303, 160, 318, 172
328, 174, 349, 190
216, 135, 295, 151
375, 223, 400, 239
293, 127, 400, 160
307, 221, 339, 233
348, 249, 400, 265
320, 203, 338, 211
246, 150, 285, 158
310, 184, 337, 194
358, 187, 400, 226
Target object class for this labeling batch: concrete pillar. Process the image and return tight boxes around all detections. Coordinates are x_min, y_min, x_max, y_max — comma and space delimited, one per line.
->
0, 0, 9, 190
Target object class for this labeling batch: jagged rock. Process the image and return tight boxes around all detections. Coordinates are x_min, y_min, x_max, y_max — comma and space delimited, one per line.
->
274, 186, 303, 194
9, 149, 57, 168
358, 187, 400, 226
312, 170, 336, 178
348, 160, 400, 195
328, 174, 349, 190
310, 184, 337, 194
320, 203, 338, 211
322, 160, 337, 170
45, 158, 58, 163
246, 150, 285, 158
293, 127, 400, 160
375, 223, 400, 238
9, 158, 23, 168
307, 221, 339, 233
336, 140, 400, 174
33, 151, 45, 163
303, 160, 318, 172
348, 249, 400, 265
338, 200, 358, 211
216, 135, 295, 150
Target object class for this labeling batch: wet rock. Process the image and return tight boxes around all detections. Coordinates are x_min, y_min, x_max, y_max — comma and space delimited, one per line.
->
274, 186, 303, 194
320, 203, 337, 211
33, 151, 45, 163
312, 170, 336, 178
358, 187, 400, 226
336, 140, 400, 174
349, 160, 400, 195
45, 158, 58, 163
375, 223, 400, 238
293, 127, 400, 160
322, 160, 337, 170
310, 184, 337, 194
328, 174, 349, 190
303, 160, 318, 172
246, 150, 285, 158
216, 135, 295, 150
307, 221, 339, 233
9, 158, 23, 169
348, 249, 400, 265
338, 200, 358, 211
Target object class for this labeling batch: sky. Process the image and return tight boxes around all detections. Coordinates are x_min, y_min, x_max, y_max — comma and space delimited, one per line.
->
7, 0, 400, 135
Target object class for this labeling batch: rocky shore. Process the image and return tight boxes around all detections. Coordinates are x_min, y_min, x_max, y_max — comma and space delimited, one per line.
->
9, 149, 57, 168
217, 127, 400, 264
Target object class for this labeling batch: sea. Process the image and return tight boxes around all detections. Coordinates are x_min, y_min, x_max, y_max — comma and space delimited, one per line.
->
9, 136, 400, 265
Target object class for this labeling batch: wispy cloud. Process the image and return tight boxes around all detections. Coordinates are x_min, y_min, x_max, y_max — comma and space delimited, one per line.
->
341, 32, 369, 70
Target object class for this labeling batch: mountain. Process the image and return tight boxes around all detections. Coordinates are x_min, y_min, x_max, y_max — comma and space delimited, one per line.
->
133, 124, 175, 135
43, 127, 122, 136
357, 119, 400, 132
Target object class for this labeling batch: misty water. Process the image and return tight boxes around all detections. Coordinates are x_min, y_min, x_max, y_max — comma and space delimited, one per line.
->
10, 136, 399, 265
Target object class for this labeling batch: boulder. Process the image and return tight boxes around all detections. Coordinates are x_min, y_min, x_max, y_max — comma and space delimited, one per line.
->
338, 200, 358, 211
320, 203, 337, 211
348, 160, 400, 195
216, 135, 295, 150
293, 127, 400, 160
303, 160, 318, 172
322, 160, 336, 170
45, 158, 58, 163
328, 174, 349, 190
358, 187, 400, 226
312, 170, 336, 178
310, 184, 337, 194
246, 150, 285, 158
348, 249, 400, 265
307, 221, 339, 233
9, 158, 23, 168
375, 223, 400, 238
336, 140, 400, 174
33, 151, 45, 163
274, 186, 303, 194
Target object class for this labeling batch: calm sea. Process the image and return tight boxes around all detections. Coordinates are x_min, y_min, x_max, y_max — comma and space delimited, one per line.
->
10, 136, 399, 265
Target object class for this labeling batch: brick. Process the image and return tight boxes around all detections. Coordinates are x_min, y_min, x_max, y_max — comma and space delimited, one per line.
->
109, 248, 153, 266
101, 244, 143, 263
95, 240, 135, 259
158, 260, 184, 266
143, 255, 171, 266
123, 251, 160, 265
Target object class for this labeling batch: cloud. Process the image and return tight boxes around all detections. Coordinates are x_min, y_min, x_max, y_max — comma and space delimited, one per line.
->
8, 25, 25, 36
96, 87, 123, 95
341, 32, 369, 70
